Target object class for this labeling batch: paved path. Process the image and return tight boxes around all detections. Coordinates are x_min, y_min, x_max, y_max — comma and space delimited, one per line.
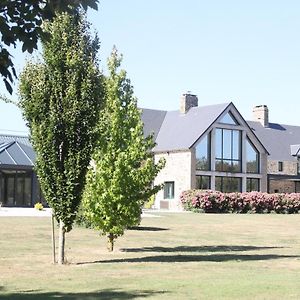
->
0, 207, 161, 217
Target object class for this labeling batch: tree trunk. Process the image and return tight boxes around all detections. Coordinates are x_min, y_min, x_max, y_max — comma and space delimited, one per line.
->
107, 233, 114, 252
58, 220, 66, 264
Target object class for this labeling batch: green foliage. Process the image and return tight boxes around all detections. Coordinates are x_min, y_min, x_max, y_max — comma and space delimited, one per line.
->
0, 0, 98, 94
19, 12, 103, 232
83, 48, 165, 243
144, 194, 156, 209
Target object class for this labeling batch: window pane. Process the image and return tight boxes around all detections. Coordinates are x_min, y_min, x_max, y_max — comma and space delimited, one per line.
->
215, 129, 222, 158
246, 139, 259, 173
232, 130, 240, 160
164, 182, 174, 199
7, 176, 15, 206
24, 176, 32, 206
231, 160, 241, 173
223, 129, 231, 159
196, 134, 210, 170
216, 176, 241, 192
215, 177, 222, 191
196, 176, 211, 190
222, 177, 241, 193
16, 175, 24, 206
219, 112, 239, 125
247, 178, 260, 192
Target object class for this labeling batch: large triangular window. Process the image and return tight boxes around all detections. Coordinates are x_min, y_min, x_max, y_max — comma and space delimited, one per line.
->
219, 112, 239, 125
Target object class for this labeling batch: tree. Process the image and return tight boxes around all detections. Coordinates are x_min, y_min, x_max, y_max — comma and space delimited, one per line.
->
83, 48, 165, 252
18, 12, 103, 264
0, 0, 98, 94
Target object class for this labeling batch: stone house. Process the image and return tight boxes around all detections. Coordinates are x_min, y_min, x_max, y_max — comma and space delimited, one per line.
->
141, 94, 300, 210
1, 94, 300, 208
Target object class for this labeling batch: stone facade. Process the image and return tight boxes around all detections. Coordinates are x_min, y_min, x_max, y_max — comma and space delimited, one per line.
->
269, 180, 297, 193
154, 151, 192, 211
267, 160, 298, 175
268, 159, 299, 193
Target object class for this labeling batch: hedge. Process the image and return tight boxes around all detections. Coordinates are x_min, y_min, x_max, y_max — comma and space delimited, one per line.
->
180, 190, 300, 214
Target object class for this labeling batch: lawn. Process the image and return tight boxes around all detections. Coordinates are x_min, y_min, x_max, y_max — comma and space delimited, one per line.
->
1, 212, 300, 299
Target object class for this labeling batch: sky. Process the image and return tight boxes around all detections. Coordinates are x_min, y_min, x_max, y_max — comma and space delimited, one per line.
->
1, 0, 300, 134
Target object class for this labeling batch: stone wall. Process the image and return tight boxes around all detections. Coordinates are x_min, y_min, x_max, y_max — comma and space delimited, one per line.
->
268, 160, 297, 175
154, 151, 192, 211
269, 180, 296, 193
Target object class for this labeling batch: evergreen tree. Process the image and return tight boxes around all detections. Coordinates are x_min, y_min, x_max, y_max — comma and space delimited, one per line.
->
18, 12, 103, 264
83, 48, 165, 251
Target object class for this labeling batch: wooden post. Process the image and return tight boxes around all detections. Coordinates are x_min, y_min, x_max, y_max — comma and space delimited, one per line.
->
51, 213, 56, 264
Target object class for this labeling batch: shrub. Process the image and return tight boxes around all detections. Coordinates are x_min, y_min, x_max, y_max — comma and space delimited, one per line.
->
144, 195, 155, 209
181, 190, 300, 214
34, 202, 44, 211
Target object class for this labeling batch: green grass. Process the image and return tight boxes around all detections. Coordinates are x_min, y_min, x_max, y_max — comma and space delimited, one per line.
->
1, 213, 300, 299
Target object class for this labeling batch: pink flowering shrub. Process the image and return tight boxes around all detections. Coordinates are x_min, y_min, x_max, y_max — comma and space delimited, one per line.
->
181, 190, 300, 214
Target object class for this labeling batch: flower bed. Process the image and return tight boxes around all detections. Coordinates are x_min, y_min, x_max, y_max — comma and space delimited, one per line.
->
180, 190, 300, 214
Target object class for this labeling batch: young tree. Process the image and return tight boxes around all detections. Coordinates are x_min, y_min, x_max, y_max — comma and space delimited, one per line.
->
83, 48, 165, 252
0, 0, 98, 93
18, 12, 103, 264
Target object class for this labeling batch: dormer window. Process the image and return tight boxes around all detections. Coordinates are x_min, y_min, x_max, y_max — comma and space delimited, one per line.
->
219, 112, 239, 125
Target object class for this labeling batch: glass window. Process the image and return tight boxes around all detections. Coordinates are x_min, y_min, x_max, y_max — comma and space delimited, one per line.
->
215, 128, 241, 172
7, 176, 15, 206
278, 161, 283, 172
247, 178, 260, 192
246, 138, 259, 173
195, 133, 210, 170
0, 172, 4, 205
164, 181, 174, 199
219, 112, 239, 125
215, 176, 242, 193
196, 176, 211, 190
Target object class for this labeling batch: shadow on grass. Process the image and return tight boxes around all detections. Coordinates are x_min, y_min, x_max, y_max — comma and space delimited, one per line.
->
128, 226, 169, 231
0, 289, 168, 300
78, 253, 299, 265
120, 245, 284, 253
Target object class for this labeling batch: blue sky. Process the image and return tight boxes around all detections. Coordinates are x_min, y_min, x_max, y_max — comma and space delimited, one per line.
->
1, 0, 300, 134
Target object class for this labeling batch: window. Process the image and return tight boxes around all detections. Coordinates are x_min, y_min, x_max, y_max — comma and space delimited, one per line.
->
278, 161, 283, 172
195, 133, 210, 170
246, 138, 260, 173
164, 181, 174, 199
247, 178, 260, 192
219, 112, 239, 125
215, 176, 242, 193
215, 128, 241, 172
196, 176, 211, 190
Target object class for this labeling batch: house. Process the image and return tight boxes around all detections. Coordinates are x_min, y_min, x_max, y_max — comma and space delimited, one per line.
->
142, 94, 300, 210
1, 93, 300, 209
0, 134, 44, 207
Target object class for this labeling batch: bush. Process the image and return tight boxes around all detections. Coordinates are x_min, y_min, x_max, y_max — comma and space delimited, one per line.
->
34, 202, 44, 211
181, 190, 300, 214
144, 195, 155, 209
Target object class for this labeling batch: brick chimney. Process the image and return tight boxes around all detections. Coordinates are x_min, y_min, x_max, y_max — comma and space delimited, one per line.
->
253, 105, 269, 127
180, 92, 198, 114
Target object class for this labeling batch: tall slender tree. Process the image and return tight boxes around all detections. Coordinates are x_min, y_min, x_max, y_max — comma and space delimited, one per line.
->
83, 48, 165, 252
18, 12, 103, 264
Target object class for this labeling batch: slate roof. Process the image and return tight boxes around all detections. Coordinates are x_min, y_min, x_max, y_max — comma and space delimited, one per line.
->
141, 108, 167, 140
142, 103, 230, 152
0, 135, 35, 167
247, 121, 300, 161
